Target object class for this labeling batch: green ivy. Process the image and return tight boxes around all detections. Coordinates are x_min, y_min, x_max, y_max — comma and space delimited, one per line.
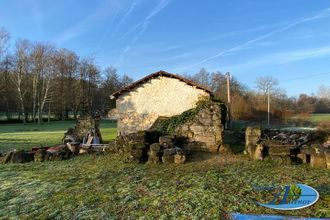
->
155, 98, 226, 134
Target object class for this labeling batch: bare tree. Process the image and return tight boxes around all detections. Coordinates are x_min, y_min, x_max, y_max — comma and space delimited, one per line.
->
0, 27, 10, 61
255, 76, 279, 95
51, 48, 79, 120
255, 76, 279, 127
29, 43, 57, 123
192, 68, 210, 88
37, 45, 56, 124
0, 28, 11, 119
120, 74, 133, 87
318, 85, 330, 99
12, 40, 31, 124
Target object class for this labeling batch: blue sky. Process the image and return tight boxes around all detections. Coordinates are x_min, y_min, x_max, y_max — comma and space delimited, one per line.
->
1, 0, 330, 96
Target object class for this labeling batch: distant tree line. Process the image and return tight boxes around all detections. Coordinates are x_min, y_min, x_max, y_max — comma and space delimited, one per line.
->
0, 27, 132, 123
186, 68, 330, 122
1, 27, 329, 124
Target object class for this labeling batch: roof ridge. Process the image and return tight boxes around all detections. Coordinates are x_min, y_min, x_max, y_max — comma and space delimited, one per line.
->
110, 70, 212, 99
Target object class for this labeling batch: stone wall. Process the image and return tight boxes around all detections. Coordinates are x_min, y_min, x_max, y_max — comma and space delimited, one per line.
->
116, 76, 210, 135
175, 102, 224, 152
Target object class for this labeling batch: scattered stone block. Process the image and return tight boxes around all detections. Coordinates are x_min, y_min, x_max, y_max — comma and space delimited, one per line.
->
150, 143, 161, 152
253, 144, 265, 160
297, 153, 309, 163
325, 151, 330, 169
267, 144, 294, 156
311, 153, 327, 168
174, 154, 186, 164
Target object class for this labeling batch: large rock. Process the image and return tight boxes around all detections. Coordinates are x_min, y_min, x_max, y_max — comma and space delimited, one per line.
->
245, 127, 261, 147
150, 143, 161, 152
253, 144, 266, 160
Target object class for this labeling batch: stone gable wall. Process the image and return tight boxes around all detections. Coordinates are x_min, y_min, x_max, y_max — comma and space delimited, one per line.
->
116, 76, 210, 135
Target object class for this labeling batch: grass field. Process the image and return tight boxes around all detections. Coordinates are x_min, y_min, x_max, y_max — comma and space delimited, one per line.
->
299, 113, 330, 123
0, 120, 117, 153
0, 121, 329, 218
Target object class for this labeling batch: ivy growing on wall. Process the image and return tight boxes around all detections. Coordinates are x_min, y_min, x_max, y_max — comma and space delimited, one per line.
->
155, 97, 226, 134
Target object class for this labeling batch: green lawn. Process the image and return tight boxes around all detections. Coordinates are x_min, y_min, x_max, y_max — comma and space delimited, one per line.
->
0, 120, 117, 153
291, 113, 330, 123
308, 114, 330, 123
0, 121, 329, 218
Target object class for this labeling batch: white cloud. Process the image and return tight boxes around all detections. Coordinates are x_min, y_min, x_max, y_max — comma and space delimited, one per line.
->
116, 0, 172, 66
221, 45, 330, 71
186, 8, 330, 70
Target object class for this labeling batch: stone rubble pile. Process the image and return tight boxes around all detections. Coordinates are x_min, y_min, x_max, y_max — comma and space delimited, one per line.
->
245, 127, 330, 169
263, 130, 319, 147
1, 115, 105, 164
63, 115, 102, 144
106, 131, 188, 164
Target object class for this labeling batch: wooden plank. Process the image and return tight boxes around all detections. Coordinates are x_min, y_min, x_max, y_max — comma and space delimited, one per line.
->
86, 136, 93, 145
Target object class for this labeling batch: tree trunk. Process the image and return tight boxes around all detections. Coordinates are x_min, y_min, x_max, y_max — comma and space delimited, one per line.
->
48, 103, 51, 122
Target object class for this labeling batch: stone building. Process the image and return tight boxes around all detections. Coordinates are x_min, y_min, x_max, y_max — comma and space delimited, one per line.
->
111, 71, 212, 136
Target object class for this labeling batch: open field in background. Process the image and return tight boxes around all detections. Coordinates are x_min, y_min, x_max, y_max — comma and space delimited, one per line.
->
293, 113, 330, 123
0, 120, 117, 153
229, 113, 330, 131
